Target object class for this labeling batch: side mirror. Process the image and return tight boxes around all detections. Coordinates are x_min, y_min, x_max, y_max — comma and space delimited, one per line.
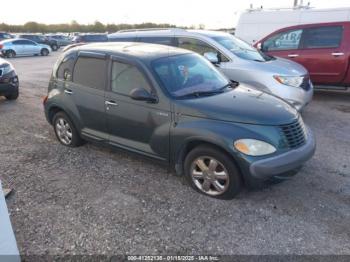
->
129, 88, 157, 103
256, 42, 262, 50
204, 52, 219, 64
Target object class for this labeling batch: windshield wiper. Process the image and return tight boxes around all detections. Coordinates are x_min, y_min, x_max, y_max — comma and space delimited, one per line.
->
176, 90, 224, 99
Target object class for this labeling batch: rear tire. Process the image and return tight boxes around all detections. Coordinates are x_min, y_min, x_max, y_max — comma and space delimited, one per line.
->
184, 145, 242, 199
52, 112, 84, 147
6, 50, 16, 58
51, 44, 58, 51
41, 48, 49, 56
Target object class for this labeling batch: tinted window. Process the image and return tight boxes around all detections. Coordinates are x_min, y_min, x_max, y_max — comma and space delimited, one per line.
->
73, 57, 106, 89
177, 37, 229, 62
57, 54, 76, 81
111, 61, 152, 95
83, 35, 108, 42
303, 26, 343, 49
109, 37, 136, 42
152, 54, 229, 98
138, 37, 174, 46
13, 40, 34, 45
263, 29, 302, 51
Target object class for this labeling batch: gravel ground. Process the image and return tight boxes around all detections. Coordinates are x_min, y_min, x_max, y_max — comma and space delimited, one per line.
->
0, 51, 350, 256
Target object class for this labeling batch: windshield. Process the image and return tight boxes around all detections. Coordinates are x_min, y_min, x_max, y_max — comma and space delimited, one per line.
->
211, 35, 272, 62
152, 53, 229, 98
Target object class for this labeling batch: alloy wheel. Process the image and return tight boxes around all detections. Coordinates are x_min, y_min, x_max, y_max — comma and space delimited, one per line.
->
190, 156, 230, 196
55, 118, 73, 145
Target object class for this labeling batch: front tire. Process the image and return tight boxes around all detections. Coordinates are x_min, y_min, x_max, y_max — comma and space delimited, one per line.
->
6, 50, 16, 58
5, 90, 19, 100
184, 145, 242, 199
53, 112, 84, 147
41, 48, 49, 56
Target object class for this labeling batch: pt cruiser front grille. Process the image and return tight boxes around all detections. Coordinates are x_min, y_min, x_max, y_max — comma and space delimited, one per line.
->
280, 117, 307, 149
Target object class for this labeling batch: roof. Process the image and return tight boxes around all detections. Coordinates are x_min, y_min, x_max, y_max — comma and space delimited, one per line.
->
71, 42, 191, 62
108, 28, 232, 39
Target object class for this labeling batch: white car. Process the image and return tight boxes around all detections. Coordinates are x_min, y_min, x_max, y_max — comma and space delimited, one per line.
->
0, 38, 51, 58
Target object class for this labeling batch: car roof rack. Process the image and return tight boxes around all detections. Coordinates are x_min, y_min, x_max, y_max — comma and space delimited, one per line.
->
117, 28, 187, 33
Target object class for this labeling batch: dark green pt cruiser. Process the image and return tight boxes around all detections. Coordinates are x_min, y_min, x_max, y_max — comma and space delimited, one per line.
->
44, 43, 316, 199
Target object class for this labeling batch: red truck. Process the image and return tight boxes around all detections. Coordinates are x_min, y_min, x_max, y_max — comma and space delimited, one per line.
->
255, 22, 350, 90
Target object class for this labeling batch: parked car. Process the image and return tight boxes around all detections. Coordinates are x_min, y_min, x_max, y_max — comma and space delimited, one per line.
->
255, 22, 350, 90
0, 32, 14, 41
0, 38, 51, 58
109, 28, 313, 111
43, 43, 315, 199
18, 34, 59, 51
236, 6, 350, 45
0, 57, 19, 100
47, 35, 73, 46
72, 34, 108, 43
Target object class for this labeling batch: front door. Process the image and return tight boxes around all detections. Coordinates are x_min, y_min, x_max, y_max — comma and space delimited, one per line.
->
105, 57, 171, 160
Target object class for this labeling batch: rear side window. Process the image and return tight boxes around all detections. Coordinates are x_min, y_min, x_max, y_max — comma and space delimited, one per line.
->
111, 61, 152, 96
138, 37, 174, 46
109, 37, 136, 42
56, 54, 76, 81
302, 26, 343, 49
73, 57, 106, 90
262, 29, 302, 51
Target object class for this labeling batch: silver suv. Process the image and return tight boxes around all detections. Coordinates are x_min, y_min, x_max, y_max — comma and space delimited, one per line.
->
108, 28, 313, 111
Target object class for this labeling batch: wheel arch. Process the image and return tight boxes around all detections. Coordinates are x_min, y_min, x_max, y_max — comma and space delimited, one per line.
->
174, 138, 243, 179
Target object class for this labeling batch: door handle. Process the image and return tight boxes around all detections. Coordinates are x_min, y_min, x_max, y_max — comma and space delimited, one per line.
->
288, 54, 299, 58
332, 52, 344, 57
105, 100, 118, 106
64, 89, 73, 95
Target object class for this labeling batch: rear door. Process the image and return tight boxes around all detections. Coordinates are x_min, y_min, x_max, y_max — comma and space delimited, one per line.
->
297, 25, 347, 85
105, 56, 171, 160
12, 40, 25, 55
69, 52, 109, 140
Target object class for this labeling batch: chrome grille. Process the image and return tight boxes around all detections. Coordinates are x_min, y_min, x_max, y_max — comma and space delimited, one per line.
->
280, 117, 307, 149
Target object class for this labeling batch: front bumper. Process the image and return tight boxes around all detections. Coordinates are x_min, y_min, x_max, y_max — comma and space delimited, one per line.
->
249, 127, 316, 180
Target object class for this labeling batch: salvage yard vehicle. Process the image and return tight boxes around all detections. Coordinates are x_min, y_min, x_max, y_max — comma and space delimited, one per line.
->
255, 21, 350, 90
109, 28, 313, 111
0, 57, 19, 100
44, 43, 315, 199
18, 34, 60, 51
0, 39, 51, 58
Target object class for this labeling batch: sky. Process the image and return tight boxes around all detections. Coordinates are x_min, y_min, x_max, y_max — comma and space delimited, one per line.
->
2, 0, 350, 29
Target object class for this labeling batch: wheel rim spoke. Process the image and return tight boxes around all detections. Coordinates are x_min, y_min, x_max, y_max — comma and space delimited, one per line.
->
208, 159, 218, 172
212, 180, 225, 192
202, 180, 211, 192
195, 159, 208, 172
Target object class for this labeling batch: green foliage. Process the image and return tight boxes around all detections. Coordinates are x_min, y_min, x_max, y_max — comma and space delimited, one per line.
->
0, 21, 187, 33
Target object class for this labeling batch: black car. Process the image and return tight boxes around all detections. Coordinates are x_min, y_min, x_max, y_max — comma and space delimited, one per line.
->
18, 34, 59, 51
43, 43, 315, 199
0, 32, 14, 41
0, 57, 19, 100
72, 34, 108, 43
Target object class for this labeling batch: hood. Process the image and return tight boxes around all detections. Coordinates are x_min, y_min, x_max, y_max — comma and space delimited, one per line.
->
174, 85, 298, 126
251, 56, 308, 76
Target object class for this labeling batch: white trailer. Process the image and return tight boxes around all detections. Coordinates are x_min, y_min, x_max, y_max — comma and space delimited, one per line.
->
236, 6, 350, 45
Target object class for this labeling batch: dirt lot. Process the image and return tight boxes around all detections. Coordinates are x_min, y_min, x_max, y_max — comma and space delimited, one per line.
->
1, 51, 350, 255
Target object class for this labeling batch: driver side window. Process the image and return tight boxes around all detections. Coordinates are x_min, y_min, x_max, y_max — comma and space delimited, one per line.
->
111, 61, 152, 96
177, 37, 229, 62
263, 29, 303, 51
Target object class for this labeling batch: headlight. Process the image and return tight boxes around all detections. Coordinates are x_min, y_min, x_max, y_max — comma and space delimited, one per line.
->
0, 63, 14, 75
234, 139, 276, 156
274, 75, 304, 88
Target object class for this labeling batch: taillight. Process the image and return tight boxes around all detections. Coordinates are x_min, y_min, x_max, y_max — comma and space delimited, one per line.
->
0, 44, 3, 49
43, 95, 48, 105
